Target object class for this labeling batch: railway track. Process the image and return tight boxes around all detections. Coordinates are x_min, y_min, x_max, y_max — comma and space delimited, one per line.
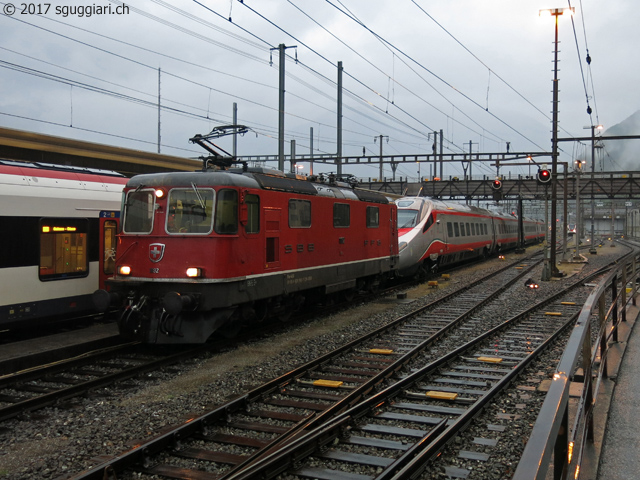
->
0, 343, 210, 423
215, 266, 613, 480
0, 250, 541, 426
65, 251, 563, 479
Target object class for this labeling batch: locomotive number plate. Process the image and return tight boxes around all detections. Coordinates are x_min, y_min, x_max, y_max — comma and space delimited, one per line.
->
150, 268, 160, 274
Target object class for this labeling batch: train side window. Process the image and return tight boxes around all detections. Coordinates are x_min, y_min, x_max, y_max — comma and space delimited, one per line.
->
334, 203, 350, 227
423, 214, 434, 233
454, 222, 460, 237
459, 222, 466, 236
471, 223, 476, 236
289, 199, 311, 228
215, 189, 239, 234
447, 222, 453, 237
39, 219, 89, 281
484, 224, 488, 235
123, 190, 154, 234
465, 223, 471, 236
244, 194, 260, 234
103, 220, 117, 274
366, 206, 379, 228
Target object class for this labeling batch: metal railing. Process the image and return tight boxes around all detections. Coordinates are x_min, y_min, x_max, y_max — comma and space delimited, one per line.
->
513, 244, 640, 480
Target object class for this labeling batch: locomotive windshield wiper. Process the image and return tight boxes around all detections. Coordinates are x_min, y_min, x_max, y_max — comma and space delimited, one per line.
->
191, 182, 205, 210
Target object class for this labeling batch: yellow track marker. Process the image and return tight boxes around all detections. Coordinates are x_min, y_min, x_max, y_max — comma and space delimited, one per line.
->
477, 356, 503, 363
369, 348, 394, 355
426, 391, 458, 401
313, 379, 344, 388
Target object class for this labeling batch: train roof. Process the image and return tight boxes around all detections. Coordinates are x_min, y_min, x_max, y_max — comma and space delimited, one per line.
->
397, 196, 494, 216
0, 159, 126, 178
125, 168, 390, 204
396, 196, 543, 223
0, 159, 128, 190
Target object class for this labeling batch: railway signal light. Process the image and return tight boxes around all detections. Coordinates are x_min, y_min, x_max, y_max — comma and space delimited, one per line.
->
491, 178, 503, 201
537, 168, 551, 185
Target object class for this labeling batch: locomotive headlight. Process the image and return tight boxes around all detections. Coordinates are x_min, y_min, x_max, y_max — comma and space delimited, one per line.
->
154, 188, 165, 199
118, 265, 131, 276
186, 267, 202, 278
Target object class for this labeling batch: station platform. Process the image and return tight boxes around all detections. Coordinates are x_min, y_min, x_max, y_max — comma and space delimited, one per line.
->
585, 293, 640, 480
0, 321, 121, 376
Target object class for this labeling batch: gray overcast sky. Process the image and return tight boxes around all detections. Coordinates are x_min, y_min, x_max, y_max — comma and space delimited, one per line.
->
0, 0, 638, 180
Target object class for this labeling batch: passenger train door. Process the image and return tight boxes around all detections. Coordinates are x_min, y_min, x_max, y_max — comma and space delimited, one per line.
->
98, 211, 119, 289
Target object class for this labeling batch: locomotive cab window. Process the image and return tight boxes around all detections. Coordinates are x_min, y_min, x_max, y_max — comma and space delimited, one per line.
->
333, 203, 350, 227
39, 218, 89, 281
366, 206, 379, 228
123, 189, 155, 234
289, 199, 311, 228
215, 189, 238, 234
167, 188, 214, 234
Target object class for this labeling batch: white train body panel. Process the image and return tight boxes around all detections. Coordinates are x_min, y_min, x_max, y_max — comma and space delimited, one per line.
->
0, 160, 126, 328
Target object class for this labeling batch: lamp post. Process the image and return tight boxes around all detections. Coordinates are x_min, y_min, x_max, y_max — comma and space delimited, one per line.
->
585, 124, 603, 253
540, 7, 573, 280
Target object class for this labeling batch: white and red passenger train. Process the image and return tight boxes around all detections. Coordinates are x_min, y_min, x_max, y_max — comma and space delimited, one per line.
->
0, 160, 127, 331
395, 197, 545, 277
93, 167, 399, 344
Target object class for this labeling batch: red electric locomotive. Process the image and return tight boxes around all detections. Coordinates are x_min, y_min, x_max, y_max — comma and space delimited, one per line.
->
94, 167, 398, 344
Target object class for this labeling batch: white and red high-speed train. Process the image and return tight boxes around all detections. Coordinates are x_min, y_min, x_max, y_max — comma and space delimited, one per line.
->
396, 197, 545, 277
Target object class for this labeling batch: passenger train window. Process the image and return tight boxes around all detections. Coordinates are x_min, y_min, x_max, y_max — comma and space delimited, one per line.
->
471, 223, 476, 235
334, 203, 350, 227
366, 206, 379, 228
459, 222, 466, 236
447, 222, 453, 237
244, 194, 260, 234
289, 199, 311, 228
39, 218, 89, 281
123, 190, 154, 234
167, 188, 215, 234
215, 189, 239, 234
454, 222, 460, 237
465, 223, 470, 236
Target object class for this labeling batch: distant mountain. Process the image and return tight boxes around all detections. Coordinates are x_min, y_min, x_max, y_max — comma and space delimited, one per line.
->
600, 110, 640, 171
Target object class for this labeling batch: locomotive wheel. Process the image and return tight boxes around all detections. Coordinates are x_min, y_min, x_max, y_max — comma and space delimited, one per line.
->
341, 288, 356, 302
